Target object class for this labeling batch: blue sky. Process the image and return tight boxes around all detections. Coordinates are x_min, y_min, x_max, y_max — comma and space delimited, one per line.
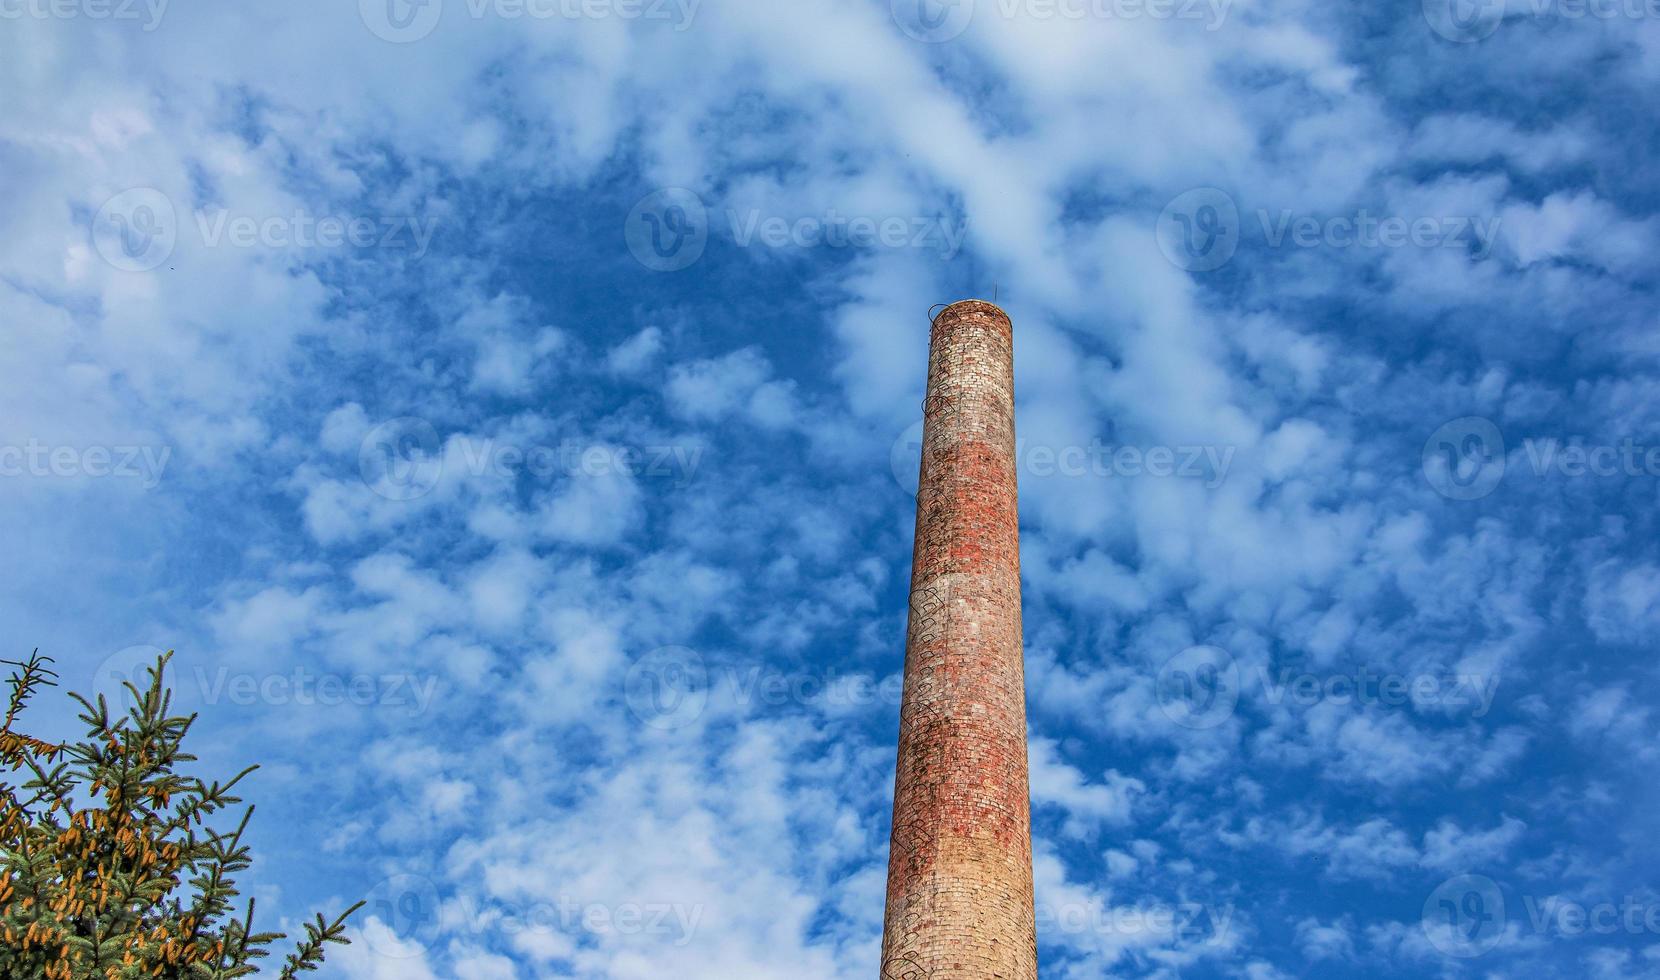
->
4, 0, 1660, 977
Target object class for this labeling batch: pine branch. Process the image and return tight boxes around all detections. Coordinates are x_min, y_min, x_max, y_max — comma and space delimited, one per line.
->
2, 649, 362, 979
1, 651, 58, 734
276, 902, 365, 980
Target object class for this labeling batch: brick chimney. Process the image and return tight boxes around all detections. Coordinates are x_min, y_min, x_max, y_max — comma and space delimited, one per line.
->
881, 300, 1038, 980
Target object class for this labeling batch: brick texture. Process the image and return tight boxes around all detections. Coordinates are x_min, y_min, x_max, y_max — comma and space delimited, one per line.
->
881, 300, 1037, 980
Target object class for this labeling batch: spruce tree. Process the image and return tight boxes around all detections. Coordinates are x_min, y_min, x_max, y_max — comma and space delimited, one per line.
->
0, 651, 362, 979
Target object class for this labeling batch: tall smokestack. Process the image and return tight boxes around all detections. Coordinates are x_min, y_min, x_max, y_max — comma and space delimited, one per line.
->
881, 300, 1037, 980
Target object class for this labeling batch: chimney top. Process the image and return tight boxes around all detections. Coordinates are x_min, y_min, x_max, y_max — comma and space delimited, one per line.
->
932, 298, 1010, 324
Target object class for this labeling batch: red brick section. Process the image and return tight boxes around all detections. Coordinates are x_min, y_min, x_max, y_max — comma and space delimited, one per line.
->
881, 300, 1037, 980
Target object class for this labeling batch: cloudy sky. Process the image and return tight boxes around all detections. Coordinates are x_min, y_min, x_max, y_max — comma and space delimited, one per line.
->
4, 0, 1660, 976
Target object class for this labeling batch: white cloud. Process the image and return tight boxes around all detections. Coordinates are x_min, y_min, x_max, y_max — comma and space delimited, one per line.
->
1029, 738, 1146, 839
1294, 917, 1355, 962
608, 326, 666, 376
664, 348, 798, 430
1585, 560, 1660, 645
5, 2, 1655, 977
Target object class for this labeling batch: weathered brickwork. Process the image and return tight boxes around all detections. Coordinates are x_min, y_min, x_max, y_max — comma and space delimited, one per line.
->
881, 300, 1038, 980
